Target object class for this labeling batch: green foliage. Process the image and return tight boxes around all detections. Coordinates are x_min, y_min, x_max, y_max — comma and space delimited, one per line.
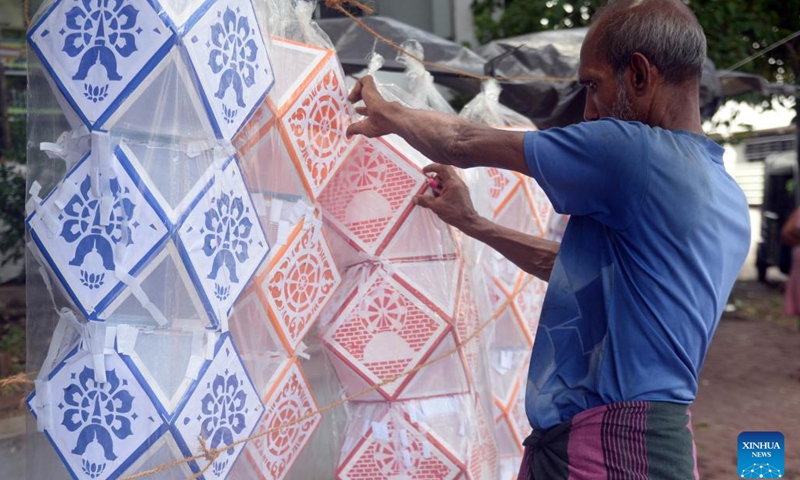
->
0, 162, 26, 268
471, 0, 604, 45
470, 0, 800, 99
691, 0, 799, 86
0, 321, 25, 375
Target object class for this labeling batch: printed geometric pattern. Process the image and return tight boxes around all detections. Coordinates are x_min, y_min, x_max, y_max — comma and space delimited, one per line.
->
466, 394, 499, 480
493, 360, 530, 457
454, 269, 482, 383
256, 215, 340, 353
512, 277, 547, 346
483, 167, 522, 218
336, 412, 463, 480
171, 333, 264, 480
318, 138, 427, 256
246, 361, 321, 480
26, 146, 170, 320
177, 157, 270, 328
494, 182, 545, 238
27, 0, 174, 128
524, 176, 554, 237
270, 38, 356, 200
323, 267, 452, 400
485, 251, 524, 306
27, 346, 166, 480
181, 0, 275, 139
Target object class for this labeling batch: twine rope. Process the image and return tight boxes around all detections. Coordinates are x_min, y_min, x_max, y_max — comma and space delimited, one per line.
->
323, 0, 576, 83
0, 372, 32, 389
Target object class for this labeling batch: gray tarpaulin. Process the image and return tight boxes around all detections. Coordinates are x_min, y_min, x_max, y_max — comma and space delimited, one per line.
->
317, 17, 781, 128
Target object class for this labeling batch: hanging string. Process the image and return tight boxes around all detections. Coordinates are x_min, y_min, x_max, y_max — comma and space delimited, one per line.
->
23, 0, 30, 28
719, 28, 800, 76
323, 0, 576, 83
118, 273, 536, 479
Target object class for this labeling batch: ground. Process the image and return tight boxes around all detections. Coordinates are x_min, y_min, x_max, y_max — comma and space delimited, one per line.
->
0, 279, 798, 478
692, 280, 800, 479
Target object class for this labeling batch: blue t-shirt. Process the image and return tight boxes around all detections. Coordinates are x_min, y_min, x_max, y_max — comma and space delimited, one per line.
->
522, 118, 750, 431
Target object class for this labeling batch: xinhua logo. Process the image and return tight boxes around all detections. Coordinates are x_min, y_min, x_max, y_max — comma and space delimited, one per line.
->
738, 431, 785, 478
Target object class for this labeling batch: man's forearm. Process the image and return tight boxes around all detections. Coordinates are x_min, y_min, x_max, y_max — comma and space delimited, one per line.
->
457, 215, 559, 282
381, 102, 530, 175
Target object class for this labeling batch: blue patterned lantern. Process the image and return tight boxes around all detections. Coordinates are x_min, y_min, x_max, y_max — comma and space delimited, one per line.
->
28, 0, 175, 129
176, 155, 270, 328
171, 333, 264, 479
167, 0, 276, 140
27, 346, 168, 480
27, 144, 171, 320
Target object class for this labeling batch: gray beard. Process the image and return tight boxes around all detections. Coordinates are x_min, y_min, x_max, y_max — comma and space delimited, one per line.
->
612, 86, 637, 121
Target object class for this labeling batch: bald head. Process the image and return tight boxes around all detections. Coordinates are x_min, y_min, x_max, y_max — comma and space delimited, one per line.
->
589, 0, 707, 85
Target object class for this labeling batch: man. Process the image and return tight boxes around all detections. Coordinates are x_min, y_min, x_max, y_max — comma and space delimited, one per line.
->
346, 0, 750, 478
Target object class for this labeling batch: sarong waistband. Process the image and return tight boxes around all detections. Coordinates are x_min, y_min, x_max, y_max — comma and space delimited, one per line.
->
518, 401, 699, 480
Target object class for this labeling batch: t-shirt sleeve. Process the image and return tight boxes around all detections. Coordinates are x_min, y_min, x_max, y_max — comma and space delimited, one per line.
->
523, 118, 650, 230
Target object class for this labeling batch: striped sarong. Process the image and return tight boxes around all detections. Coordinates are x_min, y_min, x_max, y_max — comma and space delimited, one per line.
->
517, 401, 700, 480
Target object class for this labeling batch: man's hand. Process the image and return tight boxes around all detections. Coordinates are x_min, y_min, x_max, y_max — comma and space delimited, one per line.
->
414, 164, 480, 233
346, 76, 396, 139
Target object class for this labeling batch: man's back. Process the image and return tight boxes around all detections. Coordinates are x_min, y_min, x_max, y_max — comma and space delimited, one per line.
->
523, 118, 751, 430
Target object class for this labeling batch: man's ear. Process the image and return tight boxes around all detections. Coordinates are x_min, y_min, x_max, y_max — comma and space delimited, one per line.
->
628, 52, 654, 95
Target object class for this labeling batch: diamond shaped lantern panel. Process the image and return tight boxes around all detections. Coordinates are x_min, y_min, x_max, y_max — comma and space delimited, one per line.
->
228, 287, 292, 394
27, 0, 175, 129
176, 156, 270, 328
245, 360, 322, 480
234, 101, 305, 195
119, 326, 217, 420
484, 250, 524, 312
254, 215, 340, 354
494, 363, 531, 458
102, 46, 216, 141
180, 0, 275, 140
102, 242, 213, 329
494, 179, 544, 238
27, 346, 167, 480
318, 138, 427, 256
380, 201, 460, 262
336, 410, 464, 480
454, 270, 483, 384
488, 306, 530, 408
171, 333, 264, 480
269, 37, 356, 200
512, 276, 547, 346
323, 267, 453, 401
27, 145, 170, 320
118, 142, 223, 226
524, 176, 555, 237
481, 167, 523, 219
466, 394, 500, 480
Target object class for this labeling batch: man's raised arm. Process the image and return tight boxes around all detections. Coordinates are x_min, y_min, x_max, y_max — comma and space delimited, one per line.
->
346, 76, 530, 175
414, 164, 559, 282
